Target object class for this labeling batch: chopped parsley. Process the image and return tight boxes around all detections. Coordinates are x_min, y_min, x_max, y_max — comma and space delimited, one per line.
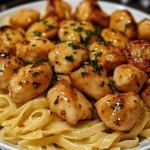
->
13, 69, 18, 73
81, 71, 87, 77
68, 42, 80, 49
124, 23, 131, 32
45, 25, 55, 32
33, 31, 41, 36
90, 59, 103, 73
97, 52, 102, 57
65, 55, 74, 62
74, 26, 83, 32
85, 30, 93, 40
7, 37, 12, 41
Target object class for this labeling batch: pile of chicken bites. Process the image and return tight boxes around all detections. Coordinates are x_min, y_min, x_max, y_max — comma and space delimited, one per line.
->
0, 0, 150, 131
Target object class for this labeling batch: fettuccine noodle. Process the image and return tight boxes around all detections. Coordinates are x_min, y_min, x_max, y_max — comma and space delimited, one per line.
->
0, 94, 150, 150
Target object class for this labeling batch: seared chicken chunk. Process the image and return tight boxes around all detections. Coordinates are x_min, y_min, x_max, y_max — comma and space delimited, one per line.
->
89, 42, 126, 71
70, 65, 112, 100
0, 52, 23, 90
0, 39, 10, 53
47, 80, 92, 125
141, 78, 150, 108
58, 20, 95, 43
138, 19, 150, 41
16, 36, 55, 63
101, 28, 128, 50
0, 26, 24, 54
110, 10, 137, 39
48, 41, 88, 74
113, 64, 147, 93
9, 62, 53, 103
10, 9, 40, 30
75, 0, 109, 28
123, 40, 150, 72
26, 17, 58, 39
95, 92, 141, 131
45, 0, 71, 21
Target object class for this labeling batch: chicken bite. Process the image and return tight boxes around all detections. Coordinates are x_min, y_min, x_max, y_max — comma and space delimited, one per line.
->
95, 92, 141, 131
138, 19, 150, 41
141, 78, 150, 108
48, 41, 88, 74
75, 0, 109, 28
110, 10, 137, 39
123, 40, 150, 73
113, 64, 147, 93
0, 52, 23, 90
10, 9, 40, 30
0, 26, 24, 54
16, 36, 55, 63
58, 20, 95, 43
70, 65, 112, 100
45, 0, 72, 21
47, 80, 92, 125
9, 62, 53, 103
101, 28, 128, 50
26, 17, 58, 39
89, 42, 126, 71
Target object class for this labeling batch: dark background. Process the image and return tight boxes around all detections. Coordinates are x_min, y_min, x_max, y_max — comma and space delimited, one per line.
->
0, 0, 150, 14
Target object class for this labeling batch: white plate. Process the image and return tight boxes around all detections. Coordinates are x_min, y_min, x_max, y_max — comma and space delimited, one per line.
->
0, 1, 150, 150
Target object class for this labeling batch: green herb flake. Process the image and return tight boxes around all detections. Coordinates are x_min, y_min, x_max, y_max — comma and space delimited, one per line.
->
13, 69, 18, 73
97, 52, 102, 57
50, 73, 58, 86
45, 25, 55, 32
68, 42, 80, 49
65, 55, 74, 62
74, 26, 83, 32
107, 81, 115, 89
90, 59, 103, 73
7, 37, 12, 41
81, 71, 87, 77
124, 23, 131, 32
85, 30, 92, 40
33, 31, 41, 37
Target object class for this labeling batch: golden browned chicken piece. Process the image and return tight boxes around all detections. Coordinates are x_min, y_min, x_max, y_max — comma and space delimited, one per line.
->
123, 40, 150, 73
0, 26, 24, 54
95, 92, 141, 131
16, 36, 55, 63
138, 19, 150, 41
26, 17, 58, 39
141, 78, 150, 108
101, 28, 128, 50
10, 9, 40, 30
110, 10, 137, 39
70, 65, 112, 100
89, 42, 126, 71
58, 20, 95, 43
113, 64, 147, 93
47, 80, 92, 125
44, 0, 72, 21
75, 0, 109, 28
0, 52, 23, 90
0, 39, 10, 53
9, 62, 53, 103
48, 41, 88, 74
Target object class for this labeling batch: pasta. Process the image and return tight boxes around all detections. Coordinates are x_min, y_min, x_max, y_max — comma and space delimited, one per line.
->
0, 0, 150, 149
0, 94, 150, 150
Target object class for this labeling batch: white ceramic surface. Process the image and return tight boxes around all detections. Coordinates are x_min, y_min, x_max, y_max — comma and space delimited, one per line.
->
0, 1, 150, 150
